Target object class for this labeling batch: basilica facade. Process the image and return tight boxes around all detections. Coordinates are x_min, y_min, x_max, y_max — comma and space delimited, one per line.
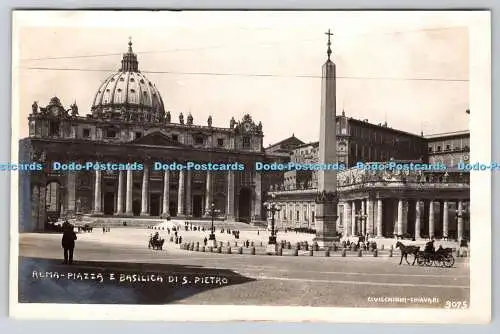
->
19, 41, 280, 232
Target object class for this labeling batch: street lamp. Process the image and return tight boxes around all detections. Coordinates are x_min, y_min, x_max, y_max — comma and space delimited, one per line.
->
264, 193, 281, 245
208, 202, 220, 241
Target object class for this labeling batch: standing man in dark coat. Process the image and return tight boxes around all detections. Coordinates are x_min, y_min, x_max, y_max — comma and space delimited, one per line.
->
61, 221, 77, 264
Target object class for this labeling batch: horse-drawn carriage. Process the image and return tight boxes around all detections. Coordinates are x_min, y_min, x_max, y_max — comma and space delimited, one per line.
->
416, 246, 455, 267
148, 234, 165, 250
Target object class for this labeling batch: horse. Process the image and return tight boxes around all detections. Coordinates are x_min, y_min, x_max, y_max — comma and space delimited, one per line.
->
148, 237, 165, 250
395, 241, 420, 266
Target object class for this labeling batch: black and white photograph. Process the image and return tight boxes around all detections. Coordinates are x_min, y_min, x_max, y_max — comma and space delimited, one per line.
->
9, 10, 491, 323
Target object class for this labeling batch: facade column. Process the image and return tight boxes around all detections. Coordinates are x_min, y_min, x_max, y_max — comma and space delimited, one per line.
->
161, 170, 170, 217
253, 172, 262, 221
125, 169, 133, 215
367, 199, 374, 237
397, 199, 404, 236
429, 201, 435, 239
66, 171, 76, 214
414, 200, 422, 239
177, 169, 185, 216
204, 170, 212, 215
226, 170, 235, 221
457, 200, 464, 241
116, 170, 124, 214
443, 201, 449, 239
93, 169, 102, 214
140, 165, 149, 216
361, 200, 366, 236
376, 199, 383, 237
343, 202, 351, 237
351, 201, 356, 236
185, 170, 192, 216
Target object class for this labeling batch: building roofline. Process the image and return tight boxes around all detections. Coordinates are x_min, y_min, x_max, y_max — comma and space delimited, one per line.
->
424, 130, 470, 139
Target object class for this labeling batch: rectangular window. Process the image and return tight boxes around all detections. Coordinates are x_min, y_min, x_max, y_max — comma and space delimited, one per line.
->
135, 132, 142, 139
242, 136, 251, 148
49, 121, 60, 136
296, 211, 299, 221
217, 138, 224, 147
428, 147, 433, 152
172, 134, 179, 142
312, 212, 315, 223
195, 136, 204, 145
446, 144, 450, 150
83, 129, 90, 138
437, 146, 441, 152
106, 129, 116, 138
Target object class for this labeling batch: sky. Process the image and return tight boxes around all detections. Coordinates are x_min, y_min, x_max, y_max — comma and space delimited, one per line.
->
13, 11, 475, 146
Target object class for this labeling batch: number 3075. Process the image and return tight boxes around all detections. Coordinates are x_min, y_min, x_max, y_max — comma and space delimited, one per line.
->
445, 301, 468, 309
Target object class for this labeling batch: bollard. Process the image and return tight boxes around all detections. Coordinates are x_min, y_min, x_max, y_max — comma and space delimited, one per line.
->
358, 249, 362, 257
325, 248, 330, 257
227, 247, 232, 254
238, 247, 243, 254
342, 249, 347, 257
251, 246, 256, 255
373, 249, 378, 257
217, 247, 222, 253
389, 249, 393, 257
293, 248, 298, 256
201, 246, 206, 252
309, 249, 313, 256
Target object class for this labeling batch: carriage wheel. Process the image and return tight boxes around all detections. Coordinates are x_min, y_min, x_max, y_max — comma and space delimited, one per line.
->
424, 257, 433, 266
442, 255, 455, 268
416, 255, 425, 266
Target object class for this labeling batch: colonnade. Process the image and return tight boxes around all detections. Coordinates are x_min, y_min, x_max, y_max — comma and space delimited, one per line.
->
341, 198, 468, 241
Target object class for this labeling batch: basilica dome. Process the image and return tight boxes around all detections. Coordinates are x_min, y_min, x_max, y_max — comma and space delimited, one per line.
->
90, 40, 165, 122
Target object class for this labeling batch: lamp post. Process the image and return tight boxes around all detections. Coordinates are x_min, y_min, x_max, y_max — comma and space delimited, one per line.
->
264, 193, 281, 245
208, 202, 220, 242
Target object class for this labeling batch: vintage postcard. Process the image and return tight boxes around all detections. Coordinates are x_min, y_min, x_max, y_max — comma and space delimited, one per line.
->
9, 10, 491, 323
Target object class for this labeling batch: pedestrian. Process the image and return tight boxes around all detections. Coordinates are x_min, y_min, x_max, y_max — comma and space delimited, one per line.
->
61, 222, 77, 264
204, 237, 207, 246
179, 236, 183, 244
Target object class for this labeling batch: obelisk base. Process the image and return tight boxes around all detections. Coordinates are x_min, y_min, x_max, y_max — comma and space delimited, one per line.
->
313, 190, 339, 248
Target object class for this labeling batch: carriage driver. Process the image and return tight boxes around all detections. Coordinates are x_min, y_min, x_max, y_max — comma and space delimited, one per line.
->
424, 239, 435, 255
152, 232, 160, 243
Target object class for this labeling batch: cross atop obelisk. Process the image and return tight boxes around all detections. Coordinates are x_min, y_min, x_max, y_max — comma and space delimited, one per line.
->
325, 29, 333, 60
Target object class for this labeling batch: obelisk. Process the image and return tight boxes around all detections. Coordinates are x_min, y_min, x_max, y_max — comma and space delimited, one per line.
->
314, 29, 339, 247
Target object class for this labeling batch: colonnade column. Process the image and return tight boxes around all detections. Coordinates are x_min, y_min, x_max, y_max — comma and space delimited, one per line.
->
367, 199, 374, 236
185, 170, 192, 216
93, 169, 102, 214
344, 202, 351, 237
116, 170, 124, 214
140, 165, 149, 216
125, 169, 133, 215
376, 199, 383, 237
397, 199, 404, 236
177, 169, 185, 216
351, 201, 356, 236
429, 201, 435, 239
361, 200, 366, 236
457, 200, 464, 241
161, 170, 170, 217
443, 201, 449, 239
414, 200, 422, 239
204, 170, 212, 215
226, 170, 235, 221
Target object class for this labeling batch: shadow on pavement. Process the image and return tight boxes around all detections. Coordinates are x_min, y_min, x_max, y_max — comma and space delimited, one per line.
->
18, 256, 255, 304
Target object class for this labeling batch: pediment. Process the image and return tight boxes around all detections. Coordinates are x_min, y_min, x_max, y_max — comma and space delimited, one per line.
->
132, 131, 183, 147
